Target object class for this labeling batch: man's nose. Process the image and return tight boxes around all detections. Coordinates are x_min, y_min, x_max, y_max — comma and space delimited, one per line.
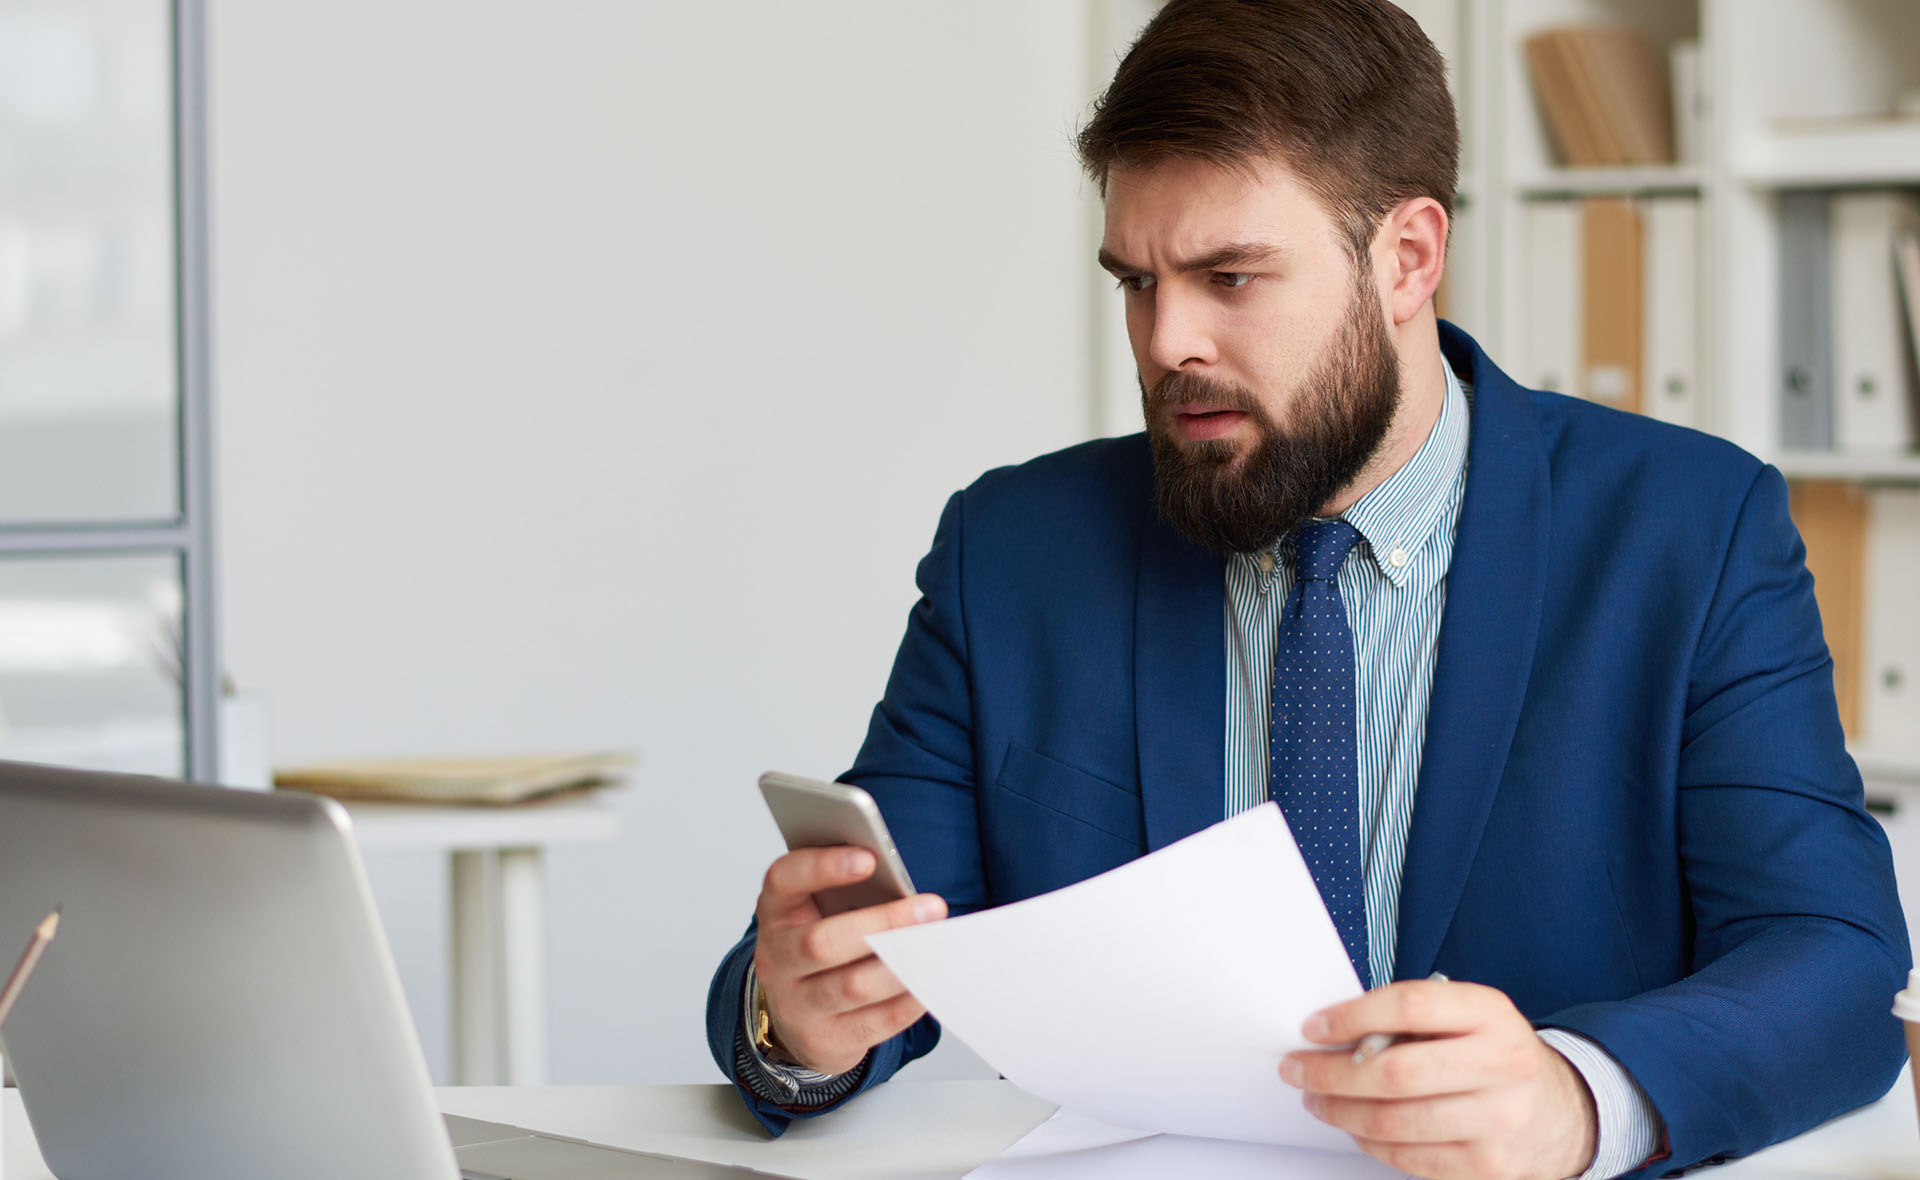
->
1145, 290, 1218, 373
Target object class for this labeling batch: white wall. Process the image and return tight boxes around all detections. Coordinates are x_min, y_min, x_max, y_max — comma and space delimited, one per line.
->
209, 0, 1106, 1083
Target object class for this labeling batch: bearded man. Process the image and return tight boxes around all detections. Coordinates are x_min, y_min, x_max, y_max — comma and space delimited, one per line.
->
705, 3, 1909, 1178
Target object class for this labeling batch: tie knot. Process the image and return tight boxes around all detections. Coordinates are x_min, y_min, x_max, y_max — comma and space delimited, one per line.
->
1291, 520, 1359, 582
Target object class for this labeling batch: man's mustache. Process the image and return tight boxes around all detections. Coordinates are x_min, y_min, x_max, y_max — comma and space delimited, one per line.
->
1144, 371, 1265, 416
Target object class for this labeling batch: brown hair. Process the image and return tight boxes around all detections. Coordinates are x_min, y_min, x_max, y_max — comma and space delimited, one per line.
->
1076, 0, 1458, 259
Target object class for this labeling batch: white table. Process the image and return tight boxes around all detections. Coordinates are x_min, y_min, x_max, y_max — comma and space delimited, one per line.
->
4, 1076, 1916, 1179
342, 791, 622, 1087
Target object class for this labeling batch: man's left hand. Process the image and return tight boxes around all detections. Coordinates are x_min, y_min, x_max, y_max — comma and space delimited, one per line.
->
1279, 979, 1598, 1180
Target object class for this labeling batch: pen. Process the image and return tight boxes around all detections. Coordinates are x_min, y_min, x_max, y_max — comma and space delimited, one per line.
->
1350, 972, 1448, 1066
0, 908, 61, 1030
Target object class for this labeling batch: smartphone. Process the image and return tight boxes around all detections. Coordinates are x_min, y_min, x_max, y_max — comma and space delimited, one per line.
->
758, 771, 917, 916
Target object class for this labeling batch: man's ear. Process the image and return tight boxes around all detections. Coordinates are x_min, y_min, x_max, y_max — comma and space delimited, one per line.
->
1378, 197, 1448, 325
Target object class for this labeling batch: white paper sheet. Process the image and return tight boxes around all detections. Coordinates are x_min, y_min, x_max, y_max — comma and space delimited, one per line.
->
866, 802, 1363, 1147
965, 1110, 1410, 1179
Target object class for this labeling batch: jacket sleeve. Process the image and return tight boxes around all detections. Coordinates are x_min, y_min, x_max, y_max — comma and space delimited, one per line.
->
1540, 465, 1911, 1176
706, 490, 981, 1133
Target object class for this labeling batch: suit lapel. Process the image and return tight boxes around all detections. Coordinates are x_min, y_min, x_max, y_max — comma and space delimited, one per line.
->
1135, 508, 1227, 851
1392, 325, 1553, 980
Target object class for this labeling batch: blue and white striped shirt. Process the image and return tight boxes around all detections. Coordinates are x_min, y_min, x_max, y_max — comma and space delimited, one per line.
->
1223, 364, 1660, 1180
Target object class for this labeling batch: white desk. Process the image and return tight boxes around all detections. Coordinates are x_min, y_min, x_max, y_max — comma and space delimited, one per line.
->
5, 1076, 1916, 1179
342, 791, 622, 1087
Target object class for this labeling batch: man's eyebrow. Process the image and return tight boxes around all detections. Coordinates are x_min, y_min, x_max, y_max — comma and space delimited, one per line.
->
1096, 241, 1287, 276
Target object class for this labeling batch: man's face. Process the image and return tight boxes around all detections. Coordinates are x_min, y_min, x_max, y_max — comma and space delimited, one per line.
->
1099, 156, 1401, 554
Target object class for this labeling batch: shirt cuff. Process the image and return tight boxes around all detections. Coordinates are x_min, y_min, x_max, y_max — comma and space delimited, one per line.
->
1536, 1027, 1666, 1180
735, 963, 866, 1108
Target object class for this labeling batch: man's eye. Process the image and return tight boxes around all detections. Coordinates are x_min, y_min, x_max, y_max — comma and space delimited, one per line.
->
1214, 272, 1253, 289
1117, 274, 1156, 293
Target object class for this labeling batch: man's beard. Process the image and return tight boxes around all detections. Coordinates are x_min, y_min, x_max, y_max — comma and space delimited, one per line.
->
1144, 271, 1402, 555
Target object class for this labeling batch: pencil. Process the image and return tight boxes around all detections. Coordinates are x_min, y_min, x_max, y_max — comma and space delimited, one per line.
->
1350, 972, 1449, 1065
0, 908, 61, 1030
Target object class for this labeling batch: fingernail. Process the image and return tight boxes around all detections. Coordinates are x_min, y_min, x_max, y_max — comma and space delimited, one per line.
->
1278, 1055, 1303, 1087
1303, 1093, 1324, 1118
842, 849, 874, 876
1303, 1012, 1331, 1041
913, 896, 943, 922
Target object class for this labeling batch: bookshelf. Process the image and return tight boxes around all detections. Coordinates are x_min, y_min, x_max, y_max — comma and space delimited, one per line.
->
1406, 0, 1920, 790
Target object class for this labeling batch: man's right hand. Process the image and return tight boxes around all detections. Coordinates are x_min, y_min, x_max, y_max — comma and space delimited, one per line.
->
751, 846, 948, 1076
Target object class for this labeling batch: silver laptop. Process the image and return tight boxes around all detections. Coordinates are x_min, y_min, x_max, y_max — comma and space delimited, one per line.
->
0, 759, 785, 1180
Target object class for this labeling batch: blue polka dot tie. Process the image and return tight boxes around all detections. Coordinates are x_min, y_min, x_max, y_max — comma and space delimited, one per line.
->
1269, 520, 1370, 989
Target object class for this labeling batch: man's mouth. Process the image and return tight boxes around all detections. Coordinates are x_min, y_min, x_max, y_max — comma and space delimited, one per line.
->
1174, 407, 1249, 441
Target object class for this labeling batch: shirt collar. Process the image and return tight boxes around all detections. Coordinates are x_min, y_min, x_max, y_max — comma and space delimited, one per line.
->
1339, 361, 1470, 588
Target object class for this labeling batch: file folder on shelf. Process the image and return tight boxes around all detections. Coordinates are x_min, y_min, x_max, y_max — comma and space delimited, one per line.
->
1789, 480, 1867, 738
1523, 201, 1581, 397
1582, 197, 1645, 414
1669, 40, 1704, 166
1862, 489, 1920, 759
1897, 227, 1920, 404
1832, 191, 1920, 452
1642, 196, 1698, 428
1778, 191, 1834, 451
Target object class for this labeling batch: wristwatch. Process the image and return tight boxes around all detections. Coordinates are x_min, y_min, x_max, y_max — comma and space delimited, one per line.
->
750, 974, 795, 1064
734, 966, 868, 1107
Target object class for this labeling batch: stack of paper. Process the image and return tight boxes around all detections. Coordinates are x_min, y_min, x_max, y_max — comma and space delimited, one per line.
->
966, 1110, 1407, 1179
274, 752, 634, 805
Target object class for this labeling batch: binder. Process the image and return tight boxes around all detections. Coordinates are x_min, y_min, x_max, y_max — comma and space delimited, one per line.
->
1582, 197, 1644, 413
1862, 488, 1920, 757
1669, 40, 1704, 165
1642, 196, 1699, 428
1523, 201, 1582, 395
1789, 481, 1867, 738
1897, 227, 1920, 390
1778, 191, 1834, 450
1832, 191, 1920, 451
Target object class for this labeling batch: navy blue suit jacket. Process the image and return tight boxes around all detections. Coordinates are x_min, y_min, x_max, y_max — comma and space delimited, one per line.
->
708, 323, 1909, 1175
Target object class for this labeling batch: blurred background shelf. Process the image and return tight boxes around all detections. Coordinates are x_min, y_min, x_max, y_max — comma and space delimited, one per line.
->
1775, 450, 1920, 484
1513, 165, 1704, 198
1857, 747, 1920, 789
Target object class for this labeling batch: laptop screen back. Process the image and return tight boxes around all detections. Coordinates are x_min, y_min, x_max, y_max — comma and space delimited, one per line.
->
0, 760, 461, 1180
